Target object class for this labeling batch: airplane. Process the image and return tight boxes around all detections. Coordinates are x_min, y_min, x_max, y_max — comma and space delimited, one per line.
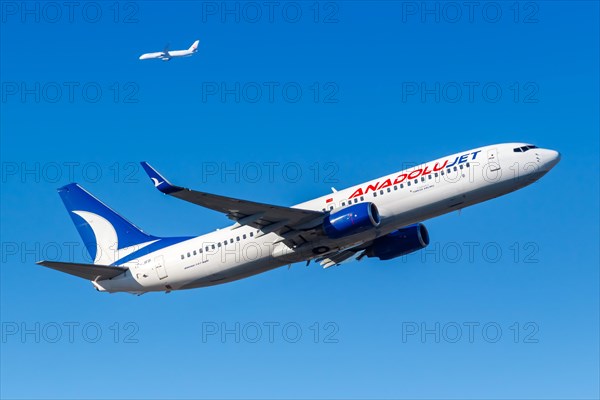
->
138, 40, 199, 61
37, 143, 560, 295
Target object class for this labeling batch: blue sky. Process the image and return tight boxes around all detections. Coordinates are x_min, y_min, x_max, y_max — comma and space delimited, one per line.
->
1, 1, 598, 398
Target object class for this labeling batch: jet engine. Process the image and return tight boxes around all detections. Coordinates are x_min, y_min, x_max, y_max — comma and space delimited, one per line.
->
363, 223, 430, 260
323, 202, 380, 239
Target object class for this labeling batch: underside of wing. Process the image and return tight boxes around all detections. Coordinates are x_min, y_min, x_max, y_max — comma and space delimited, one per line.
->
316, 249, 359, 268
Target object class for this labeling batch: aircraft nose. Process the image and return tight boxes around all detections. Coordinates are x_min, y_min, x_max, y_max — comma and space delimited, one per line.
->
543, 149, 561, 170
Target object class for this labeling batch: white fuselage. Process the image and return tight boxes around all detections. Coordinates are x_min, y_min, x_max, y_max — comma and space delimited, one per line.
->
95, 143, 560, 294
138, 49, 195, 61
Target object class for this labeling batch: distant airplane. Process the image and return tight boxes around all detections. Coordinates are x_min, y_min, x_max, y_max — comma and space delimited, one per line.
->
139, 40, 199, 61
38, 143, 560, 294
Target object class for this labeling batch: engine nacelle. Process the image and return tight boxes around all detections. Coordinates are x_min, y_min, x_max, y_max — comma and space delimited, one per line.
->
323, 202, 380, 239
364, 223, 430, 260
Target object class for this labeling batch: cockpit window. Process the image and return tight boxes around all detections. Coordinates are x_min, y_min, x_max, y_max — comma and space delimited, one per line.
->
514, 145, 538, 153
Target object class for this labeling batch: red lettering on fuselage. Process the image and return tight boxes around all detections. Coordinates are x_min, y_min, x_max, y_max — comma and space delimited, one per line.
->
365, 183, 379, 194
349, 188, 364, 198
346, 151, 478, 200
379, 179, 392, 189
433, 160, 447, 171
408, 169, 422, 179
393, 174, 407, 184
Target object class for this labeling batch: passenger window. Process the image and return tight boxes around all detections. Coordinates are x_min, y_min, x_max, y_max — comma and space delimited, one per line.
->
223, 241, 227, 246
379, 190, 384, 195
236, 236, 240, 241
407, 181, 411, 186
360, 196, 364, 201
193, 250, 197, 256
243, 234, 247, 239
466, 162, 470, 167
441, 171, 444, 175
387, 188, 391, 193
414, 179, 418, 184
454, 166, 457, 171
428, 175, 432, 179
187, 252, 191, 257
217, 243, 221, 248
400, 184, 404, 188
205, 246, 209, 252
181, 255, 184, 260
421, 177, 425, 182
199, 249, 203, 254
211, 245, 215, 250
250, 232, 254, 237
342, 202, 345, 206
435, 173, 438, 177
354, 198, 359, 203
394, 185, 397, 190
459, 164, 463, 169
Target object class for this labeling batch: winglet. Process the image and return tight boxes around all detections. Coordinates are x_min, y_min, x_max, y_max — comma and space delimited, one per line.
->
140, 162, 182, 194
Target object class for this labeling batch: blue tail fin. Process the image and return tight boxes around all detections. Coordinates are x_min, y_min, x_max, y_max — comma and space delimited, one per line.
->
58, 183, 159, 265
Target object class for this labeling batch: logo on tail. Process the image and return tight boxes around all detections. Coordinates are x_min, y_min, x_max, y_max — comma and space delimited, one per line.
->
58, 183, 161, 265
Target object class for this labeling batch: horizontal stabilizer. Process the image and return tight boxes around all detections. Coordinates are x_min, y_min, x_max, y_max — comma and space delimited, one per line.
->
37, 261, 127, 281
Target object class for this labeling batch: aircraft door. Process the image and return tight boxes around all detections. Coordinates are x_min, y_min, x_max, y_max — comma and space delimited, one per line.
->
487, 148, 501, 171
154, 256, 168, 280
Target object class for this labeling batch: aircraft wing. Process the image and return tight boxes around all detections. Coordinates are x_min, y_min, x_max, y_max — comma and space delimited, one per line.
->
37, 261, 127, 281
162, 43, 171, 58
140, 162, 325, 238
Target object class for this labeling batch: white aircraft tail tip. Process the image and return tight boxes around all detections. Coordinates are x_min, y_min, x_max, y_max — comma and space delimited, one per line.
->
190, 39, 200, 51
